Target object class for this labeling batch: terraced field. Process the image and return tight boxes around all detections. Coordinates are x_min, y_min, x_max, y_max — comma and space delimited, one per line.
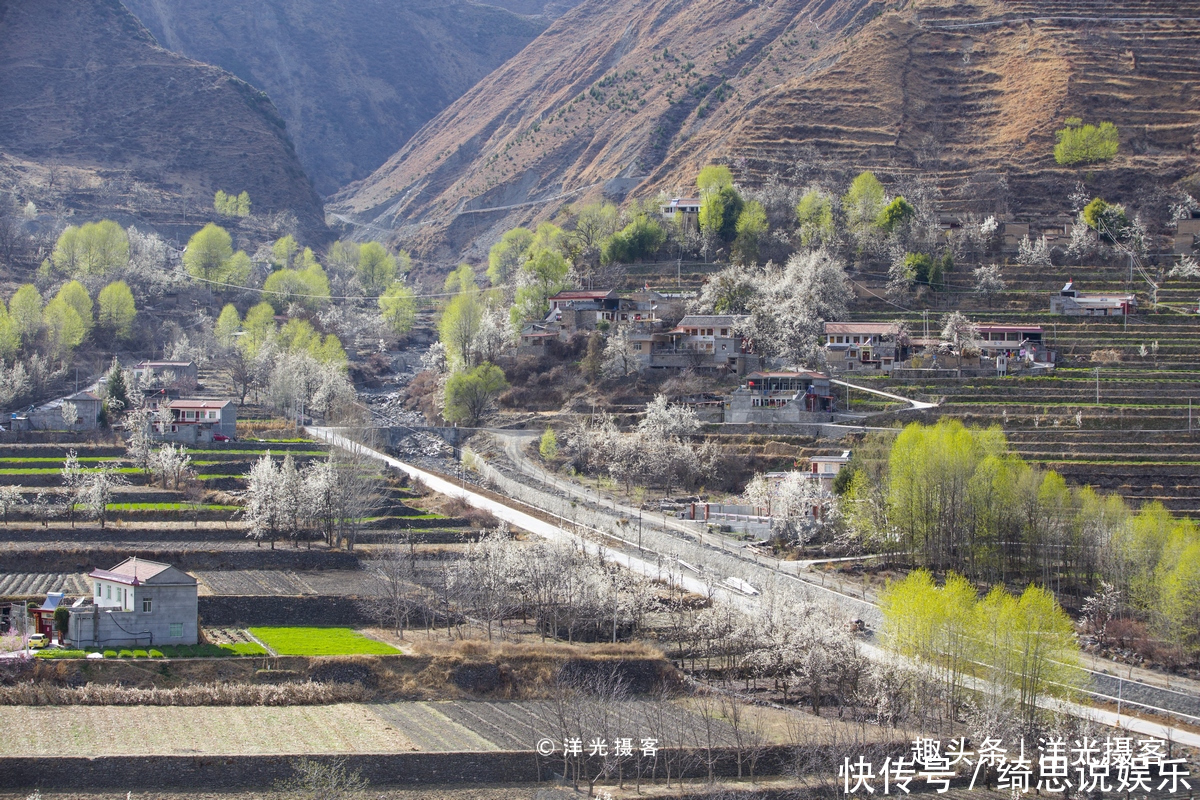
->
194, 570, 383, 597
0, 701, 740, 756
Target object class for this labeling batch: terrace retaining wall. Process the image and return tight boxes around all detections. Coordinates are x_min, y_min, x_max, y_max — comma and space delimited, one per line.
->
199, 595, 376, 626
0, 745, 839, 790
0, 547, 360, 573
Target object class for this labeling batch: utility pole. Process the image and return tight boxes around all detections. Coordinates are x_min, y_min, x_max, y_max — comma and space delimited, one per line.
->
1095, 367, 1100, 405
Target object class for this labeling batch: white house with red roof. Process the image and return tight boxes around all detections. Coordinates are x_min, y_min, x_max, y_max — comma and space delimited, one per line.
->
157, 397, 236, 443
67, 557, 199, 648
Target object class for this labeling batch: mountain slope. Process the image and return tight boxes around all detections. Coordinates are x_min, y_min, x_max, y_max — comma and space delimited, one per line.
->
0, 0, 325, 235
331, 0, 1200, 260
122, 0, 566, 195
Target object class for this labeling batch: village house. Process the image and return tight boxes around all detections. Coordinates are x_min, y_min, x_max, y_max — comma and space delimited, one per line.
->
12, 389, 103, 431
66, 557, 199, 649
725, 370, 837, 424
1051, 280, 1136, 317
131, 360, 198, 391
823, 322, 910, 373
974, 324, 1051, 362
809, 451, 852, 493
545, 289, 679, 336
29, 592, 65, 645
630, 314, 759, 373
660, 197, 701, 231
157, 398, 236, 443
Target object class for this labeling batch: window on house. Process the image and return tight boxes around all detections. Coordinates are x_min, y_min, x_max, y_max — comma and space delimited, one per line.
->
142, 598, 152, 613
169, 623, 183, 638
105, 586, 111, 600
720, 328, 728, 336
633, 343, 643, 351
95, 583, 101, 597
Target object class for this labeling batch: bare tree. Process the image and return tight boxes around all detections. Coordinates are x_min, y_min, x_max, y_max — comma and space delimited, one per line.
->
0, 485, 25, 525
365, 533, 420, 637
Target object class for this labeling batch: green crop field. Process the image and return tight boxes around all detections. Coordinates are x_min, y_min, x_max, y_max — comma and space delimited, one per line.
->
103, 502, 240, 512
249, 626, 400, 656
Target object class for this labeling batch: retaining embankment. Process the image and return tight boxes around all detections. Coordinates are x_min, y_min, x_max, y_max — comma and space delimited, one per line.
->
0, 546, 360, 573
0, 745, 859, 790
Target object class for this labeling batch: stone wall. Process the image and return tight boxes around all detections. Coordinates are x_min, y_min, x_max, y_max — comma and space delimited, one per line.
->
198, 595, 378, 626
0, 547, 360, 574
0, 746, 835, 790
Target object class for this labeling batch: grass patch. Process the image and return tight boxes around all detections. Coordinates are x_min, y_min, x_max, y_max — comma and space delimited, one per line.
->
249, 626, 400, 656
106, 503, 239, 512
0, 467, 141, 476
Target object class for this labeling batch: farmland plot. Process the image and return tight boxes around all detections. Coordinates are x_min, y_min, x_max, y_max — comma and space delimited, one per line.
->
0, 572, 88, 597
195, 570, 382, 596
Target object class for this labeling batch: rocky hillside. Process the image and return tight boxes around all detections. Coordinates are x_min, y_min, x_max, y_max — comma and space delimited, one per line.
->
0, 0, 325, 237
122, 0, 572, 195
330, 0, 1200, 260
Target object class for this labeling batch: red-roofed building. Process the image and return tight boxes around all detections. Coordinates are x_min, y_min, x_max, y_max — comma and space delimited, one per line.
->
67, 557, 199, 648
158, 398, 236, 443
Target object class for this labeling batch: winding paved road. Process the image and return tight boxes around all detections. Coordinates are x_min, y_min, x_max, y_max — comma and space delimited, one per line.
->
308, 426, 1200, 750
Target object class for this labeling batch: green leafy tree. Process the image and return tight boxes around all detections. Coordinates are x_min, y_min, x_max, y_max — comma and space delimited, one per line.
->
105, 358, 128, 411
215, 304, 241, 348
443, 363, 509, 426
214, 190, 232, 215
444, 264, 477, 295
539, 427, 558, 461
51, 220, 129, 276
1082, 197, 1132, 244
97, 281, 136, 340
602, 210, 667, 264
54, 281, 93, 336
378, 283, 416, 337
240, 302, 277, 357
43, 297, 86, 358
697, 164, 734, 194
271, 235, 299, 270
0, 303, 19, 363
1054, 119, 1119, 166
356, 242, 397, 294
439, 286, 483, 369
183, 224, 234, 283
326, 240, 361, 278
733, 200, 769, 262
9, 285, 42, 348
842, 171, 886, 238
263, 264, 330, 312
487, 227, 534, 286
510, 246, 570, 325
876, 196, 916, 233
795, 190, 835, 248
236, 191, 251, 217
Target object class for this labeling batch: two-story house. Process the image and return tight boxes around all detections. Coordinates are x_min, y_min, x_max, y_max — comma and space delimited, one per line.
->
726, 370, 837, 423
67, 557, 199, 648
823, 322, 909, 373
158, 398, 236, 443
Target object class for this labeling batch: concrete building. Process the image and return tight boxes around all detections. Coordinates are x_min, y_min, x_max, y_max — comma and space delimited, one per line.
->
660, 197, 701, 231
823, 322, 909, 373
1051, 280, 1136, 317
67, 557, 199, 648
13, 390, 103, 431
158, 398, 236, 443
725, 371, 837, 424
132, 361, 198, 390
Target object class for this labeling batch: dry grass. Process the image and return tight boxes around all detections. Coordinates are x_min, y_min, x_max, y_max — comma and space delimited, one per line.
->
0, 681, 368, 706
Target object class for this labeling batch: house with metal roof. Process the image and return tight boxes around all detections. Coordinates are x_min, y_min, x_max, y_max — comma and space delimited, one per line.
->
1051, 280, 1136, 316
66, 557, 199, 648
12, 390, 103, 431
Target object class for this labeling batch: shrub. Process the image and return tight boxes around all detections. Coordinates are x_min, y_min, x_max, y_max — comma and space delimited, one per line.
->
132, 649, 148, 658
1082, 197, 1132, 243
34, 649, 87, 659
148, 649, 164, 658
118, 649, 134, 658
1054, 119, 1119, 166
103, 649, 117, 658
